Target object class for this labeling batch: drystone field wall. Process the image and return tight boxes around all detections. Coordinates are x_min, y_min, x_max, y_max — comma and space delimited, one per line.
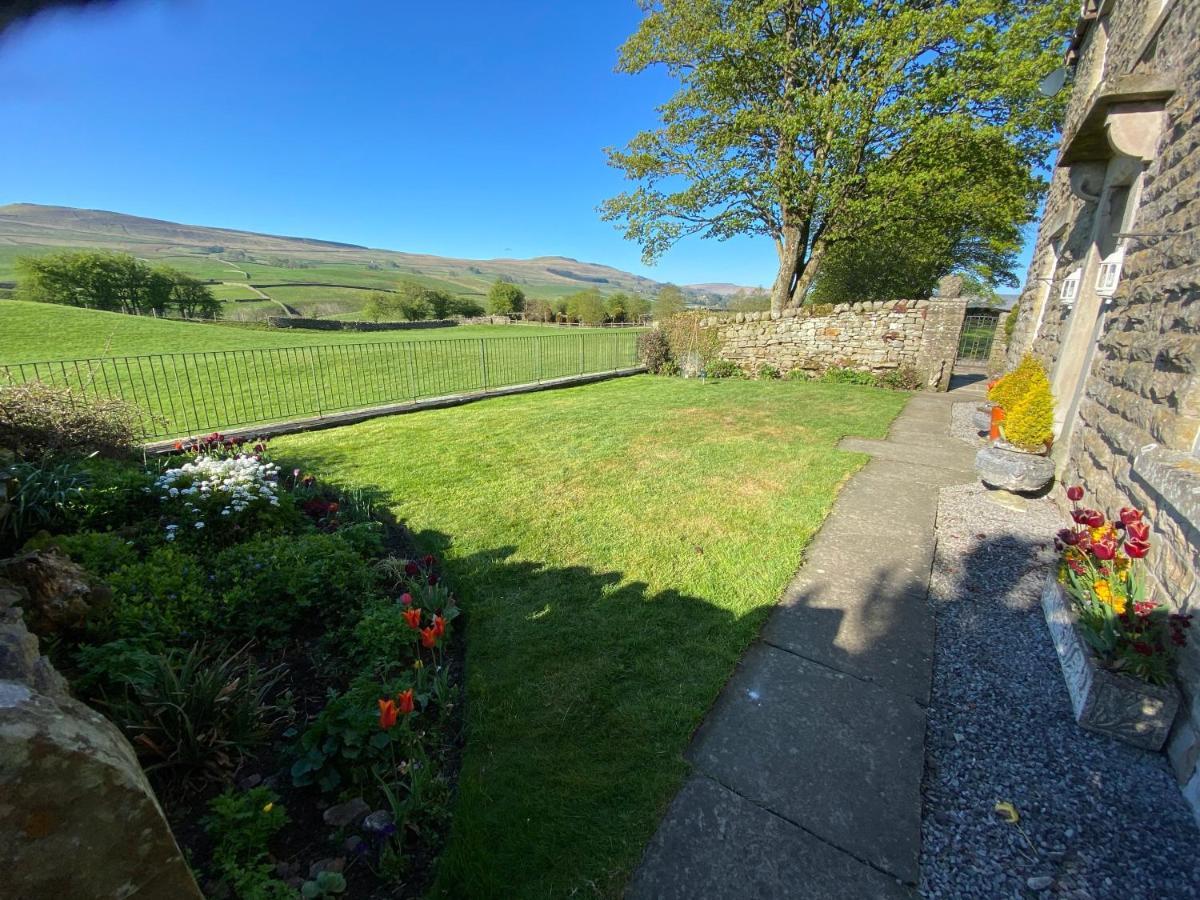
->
700, 298, 967, 390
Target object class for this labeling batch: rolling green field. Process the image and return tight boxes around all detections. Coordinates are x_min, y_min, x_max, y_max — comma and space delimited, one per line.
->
0, 301, 640, 437
275, 376, 907, 897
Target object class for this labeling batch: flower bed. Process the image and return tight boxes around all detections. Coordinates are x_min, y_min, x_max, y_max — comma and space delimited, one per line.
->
1045, 485, 1191, 749
5, 432, 463, 898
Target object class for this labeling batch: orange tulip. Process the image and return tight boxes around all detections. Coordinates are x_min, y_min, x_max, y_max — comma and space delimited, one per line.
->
433, 614, 446, 638
403, 608, 422, 630
397, 688, 414, 715
378, 698, 398, 730
420, 626, 437, 649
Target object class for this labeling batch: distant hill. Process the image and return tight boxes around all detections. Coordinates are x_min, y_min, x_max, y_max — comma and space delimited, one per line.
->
0, 203, 755, 320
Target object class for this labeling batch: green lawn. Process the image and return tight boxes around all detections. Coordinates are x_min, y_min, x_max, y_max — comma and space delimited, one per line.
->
0, 301, 640, 437
0, 300, 619, 362
275, 376, 907, 898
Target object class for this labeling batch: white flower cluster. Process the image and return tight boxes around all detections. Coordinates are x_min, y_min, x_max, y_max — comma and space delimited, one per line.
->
155, 455, 280, 540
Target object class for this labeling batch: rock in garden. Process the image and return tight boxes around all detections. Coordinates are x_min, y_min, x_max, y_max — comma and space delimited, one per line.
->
322, 796, 370, 828
0, 584, 67, 697
1, 679, 202, 898
0, 549, 111, 636
974, 446, 1055, 494
362, 809, 395, 834
1027, 875, 1054, 891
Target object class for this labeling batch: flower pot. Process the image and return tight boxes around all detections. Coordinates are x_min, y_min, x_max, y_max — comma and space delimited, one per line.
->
988, 406, 1006, 440
974, 445, 1055, 493
1041, 577, 1179, 751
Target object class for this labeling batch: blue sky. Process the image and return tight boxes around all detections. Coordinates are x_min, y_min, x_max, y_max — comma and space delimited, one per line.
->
0, 0, 1037, 289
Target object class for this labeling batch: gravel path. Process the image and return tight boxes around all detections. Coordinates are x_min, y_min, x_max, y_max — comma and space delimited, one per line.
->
920, 482, 1200, 899
951, 399, 988, 448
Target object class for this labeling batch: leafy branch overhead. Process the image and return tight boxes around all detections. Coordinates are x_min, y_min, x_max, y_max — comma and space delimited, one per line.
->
602, 0, 1075, 311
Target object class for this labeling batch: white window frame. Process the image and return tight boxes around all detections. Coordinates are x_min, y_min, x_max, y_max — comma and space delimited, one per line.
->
1095, 248, 1125, 297
1060, 270, 1081, 304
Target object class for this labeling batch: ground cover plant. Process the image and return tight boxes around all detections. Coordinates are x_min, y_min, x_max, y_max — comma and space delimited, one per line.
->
2, 409, 464, 898
276, 374, 907, 896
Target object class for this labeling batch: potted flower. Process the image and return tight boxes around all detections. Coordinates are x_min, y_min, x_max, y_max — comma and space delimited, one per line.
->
1042, 485, 1191, 749
974, 354, 1056, 493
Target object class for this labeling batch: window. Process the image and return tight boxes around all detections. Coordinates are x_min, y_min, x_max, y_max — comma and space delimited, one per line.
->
1095, 248, 1125, 296
1060, 271, 1081, 304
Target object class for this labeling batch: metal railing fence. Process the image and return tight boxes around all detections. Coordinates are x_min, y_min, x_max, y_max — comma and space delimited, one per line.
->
1, 331, 642, 440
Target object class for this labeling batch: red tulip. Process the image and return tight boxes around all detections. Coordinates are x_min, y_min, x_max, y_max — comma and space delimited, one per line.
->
423, 554, 436, 566
1057, 528, 1080, 546
432, 614, 446, 638
1071, 509, 1090, 525
378, 698, 398, 730
1118, 507, 1143, 527
1091, 539, 1117, 561
396, 689, 414, 715
1126, 521, 1150, 543
1124, 539, 1150, 558
400, 592, 413, 606
1084, 509, 1105, 528
173, 440, 184, 451
1066, 485, 1084, 502
405, 561, 420, 577
403, 608, 422, 630
420, 626, 438, 649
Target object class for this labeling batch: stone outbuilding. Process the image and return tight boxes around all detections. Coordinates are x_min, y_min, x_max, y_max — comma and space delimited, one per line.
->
1004, 0, 1200, 818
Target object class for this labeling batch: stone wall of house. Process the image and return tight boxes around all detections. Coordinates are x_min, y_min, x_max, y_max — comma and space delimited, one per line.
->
700, 297, 967, 390
1005, 0, 1200, 817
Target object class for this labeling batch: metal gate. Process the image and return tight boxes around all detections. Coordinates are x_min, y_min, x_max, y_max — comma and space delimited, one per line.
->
957, 313, 998, 362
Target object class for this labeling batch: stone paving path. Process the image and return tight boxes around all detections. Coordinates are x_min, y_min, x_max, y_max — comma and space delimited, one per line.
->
627, 383, 984, 899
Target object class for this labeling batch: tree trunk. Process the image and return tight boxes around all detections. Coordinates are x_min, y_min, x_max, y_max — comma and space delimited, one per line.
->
770, 228, 805, 315
788, 239, 826, 307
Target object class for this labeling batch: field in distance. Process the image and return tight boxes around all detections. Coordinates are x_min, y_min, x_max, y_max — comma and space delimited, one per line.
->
0, 204, 752, 321
0, 300, 622, 365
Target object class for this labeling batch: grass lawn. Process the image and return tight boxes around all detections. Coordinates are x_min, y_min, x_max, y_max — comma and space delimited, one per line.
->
276, 375, 907, 898
0, 301, 639, 437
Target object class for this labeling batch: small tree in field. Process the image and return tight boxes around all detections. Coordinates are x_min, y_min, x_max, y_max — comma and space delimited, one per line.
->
653, 284, 687, 320
524, 297, 555, 322
363, 292, 396, 322
487, 281, 526, 315
565, 289, 609, 325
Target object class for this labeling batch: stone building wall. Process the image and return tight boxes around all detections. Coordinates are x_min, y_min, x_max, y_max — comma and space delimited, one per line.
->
700, 297, 967, 390
1005, 0, 1200, 817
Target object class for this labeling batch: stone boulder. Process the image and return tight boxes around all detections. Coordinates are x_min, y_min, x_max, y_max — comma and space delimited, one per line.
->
0, 549, 111, 637
0, 680, 203, 899
975, 446, 1055, 494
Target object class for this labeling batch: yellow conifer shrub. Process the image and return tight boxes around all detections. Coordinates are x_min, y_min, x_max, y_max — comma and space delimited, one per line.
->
987, 353, 1040, 412
1003, 359, 1055, 452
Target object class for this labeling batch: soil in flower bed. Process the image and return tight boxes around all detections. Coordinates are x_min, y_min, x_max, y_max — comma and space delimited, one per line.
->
920, 483, 1200, 899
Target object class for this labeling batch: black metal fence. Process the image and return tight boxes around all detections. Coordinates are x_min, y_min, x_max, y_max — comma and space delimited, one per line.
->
1, 331, 642, 440
956, 313, 998, 362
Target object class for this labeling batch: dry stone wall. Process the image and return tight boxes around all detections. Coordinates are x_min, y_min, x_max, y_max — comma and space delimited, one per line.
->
700, 297, 966, 390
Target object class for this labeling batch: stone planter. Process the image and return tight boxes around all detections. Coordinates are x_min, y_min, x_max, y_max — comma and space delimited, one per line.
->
974, 445, 1055, 493
1041, 577, 1179, 751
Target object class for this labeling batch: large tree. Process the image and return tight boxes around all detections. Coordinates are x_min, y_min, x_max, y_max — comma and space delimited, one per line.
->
602, 0, 1072, 313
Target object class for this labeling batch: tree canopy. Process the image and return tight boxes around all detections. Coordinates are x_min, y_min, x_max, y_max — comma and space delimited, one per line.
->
602, 0, 1073, 312
654, 284, 687, 319
487, 281, 526, 315
16, 251, 220, 319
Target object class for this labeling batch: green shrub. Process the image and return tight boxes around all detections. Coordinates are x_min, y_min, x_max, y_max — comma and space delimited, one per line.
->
819, 366, 878, 386
100, 546, 212, 644
1004, 302, 1020, 340
660, 358, 682, 377
215, 533, 374, 640
987, 353, 1040, 412
785, 368, 814, 382
354, 597, 421, 677
756, 364, 782, 380
23, 530, 137, 578
877, 367, 923, 391
92, 642, 284, 773
636, 329, 672, 373
0, 380, 142, 459
69, 457, 158, 533
204, 787, 293, 899
703, 359, 742, 379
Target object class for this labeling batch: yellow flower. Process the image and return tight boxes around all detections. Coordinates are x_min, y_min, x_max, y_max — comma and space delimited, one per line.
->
413, 659, 423, 670
1093, 580, 1126, 614
262, 802, 274, 813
